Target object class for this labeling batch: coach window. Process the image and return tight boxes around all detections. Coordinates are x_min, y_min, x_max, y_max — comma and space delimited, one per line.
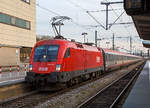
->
105, 54, 107, 60
106, 54, 109, 61
108, 54, 110, 61
64, 48, 70, 58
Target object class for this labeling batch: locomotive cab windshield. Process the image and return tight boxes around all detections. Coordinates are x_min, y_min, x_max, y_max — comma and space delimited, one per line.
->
34, 45, 59, 62
29, 44, 60, 74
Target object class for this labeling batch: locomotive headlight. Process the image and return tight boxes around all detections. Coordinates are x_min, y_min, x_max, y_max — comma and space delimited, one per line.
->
29, 64, 33, 71
56, 64, 61, 71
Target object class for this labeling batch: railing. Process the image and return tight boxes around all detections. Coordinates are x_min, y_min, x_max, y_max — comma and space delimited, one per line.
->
0, 64, 29, 82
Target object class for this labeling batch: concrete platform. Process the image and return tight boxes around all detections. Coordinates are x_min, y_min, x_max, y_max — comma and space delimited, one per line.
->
123, 60, 150, 108
0, 78, 24, 87
0, 71, 26, 87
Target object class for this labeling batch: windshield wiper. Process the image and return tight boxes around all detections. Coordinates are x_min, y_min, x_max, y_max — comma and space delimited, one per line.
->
36, 59, 41, 62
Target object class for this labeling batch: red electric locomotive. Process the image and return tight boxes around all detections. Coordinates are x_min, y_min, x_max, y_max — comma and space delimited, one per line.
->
25, 38, 105, 86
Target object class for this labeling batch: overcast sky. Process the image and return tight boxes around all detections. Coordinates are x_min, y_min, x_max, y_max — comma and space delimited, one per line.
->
36, 0, 147, 52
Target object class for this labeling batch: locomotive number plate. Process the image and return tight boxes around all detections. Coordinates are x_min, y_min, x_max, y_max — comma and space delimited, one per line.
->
38, 67, 48, 71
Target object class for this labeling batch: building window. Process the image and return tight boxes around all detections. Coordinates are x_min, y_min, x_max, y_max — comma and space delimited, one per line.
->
0, 14, 11, 25
21, 0, 30, 4
0, 13, 30, 30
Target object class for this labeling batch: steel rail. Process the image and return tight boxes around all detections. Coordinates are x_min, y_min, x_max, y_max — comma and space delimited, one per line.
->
77, 61, 145, 108
0, 90, 39, 105
110, 62, 145, 108
0, 61, 145, 108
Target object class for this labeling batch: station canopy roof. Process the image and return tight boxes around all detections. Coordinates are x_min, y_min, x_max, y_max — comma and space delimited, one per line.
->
132, 15, 150, 40
142, 40, 150, 48
124, 0, 150, 42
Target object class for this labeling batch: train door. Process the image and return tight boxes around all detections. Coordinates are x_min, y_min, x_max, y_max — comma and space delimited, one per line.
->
101, 49, 106, 71
83, 49, 87, 72
75, 43, 84, 72
68, 48, 84, 72
63, 48, 72, 72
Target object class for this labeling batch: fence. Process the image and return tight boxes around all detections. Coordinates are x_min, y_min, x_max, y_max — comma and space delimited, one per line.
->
0, 64, 29, 82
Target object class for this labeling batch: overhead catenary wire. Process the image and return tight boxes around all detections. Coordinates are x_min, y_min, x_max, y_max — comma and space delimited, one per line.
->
66, 0, 124, 32
36, 1, 143, 45
86, 11, 105, 29
36, 0, 135, 43
87, 8, 123, 12
65, 0, 110, 37
31, 0, 94, 33
108, 11, 125, 29
65, 0, 87, 11
0, 0, 145, 53
65, 0, 127, 40
65, 0, 106, 28
37, 4, 60, 16
1, 0, 97, 44
21, 1, 146, 50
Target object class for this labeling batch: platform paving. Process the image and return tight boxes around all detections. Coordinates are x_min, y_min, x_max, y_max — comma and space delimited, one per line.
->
123, 60, 150, 108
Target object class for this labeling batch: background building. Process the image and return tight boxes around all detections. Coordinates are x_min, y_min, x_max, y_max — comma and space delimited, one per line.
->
0, 0, 36, 66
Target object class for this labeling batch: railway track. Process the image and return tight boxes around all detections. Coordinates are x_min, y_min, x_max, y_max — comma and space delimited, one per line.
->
77, 61, 145, 108
0, 90, 39, 108
0, 84, 70, 108
0, 61, 145, 108
0, 72, 112, 108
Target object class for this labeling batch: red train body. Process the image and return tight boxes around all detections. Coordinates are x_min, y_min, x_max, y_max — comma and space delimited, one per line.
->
25, 38, 142, 87
25, 39, 104, 85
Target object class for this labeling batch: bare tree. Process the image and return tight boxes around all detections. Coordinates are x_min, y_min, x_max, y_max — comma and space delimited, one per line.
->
36, 35, 54, 42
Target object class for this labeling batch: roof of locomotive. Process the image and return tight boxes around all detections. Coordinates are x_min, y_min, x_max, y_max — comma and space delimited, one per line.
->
35, 39, 71, 46
35, 39, 101, 52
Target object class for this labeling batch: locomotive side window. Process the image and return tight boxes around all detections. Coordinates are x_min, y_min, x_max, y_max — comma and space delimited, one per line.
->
64, 48, 70, 58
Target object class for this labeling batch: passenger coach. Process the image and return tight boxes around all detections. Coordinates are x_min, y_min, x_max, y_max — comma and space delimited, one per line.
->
103, 49, 142, 71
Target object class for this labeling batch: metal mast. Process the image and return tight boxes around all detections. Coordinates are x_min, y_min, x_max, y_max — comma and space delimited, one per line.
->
101, 1, 123, 30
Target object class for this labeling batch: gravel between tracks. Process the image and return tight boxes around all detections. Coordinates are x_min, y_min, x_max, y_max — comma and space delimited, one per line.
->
35, 62, 143, 108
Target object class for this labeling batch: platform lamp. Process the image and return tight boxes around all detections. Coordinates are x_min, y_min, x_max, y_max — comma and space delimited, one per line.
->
106, 42, 110, 49
82, 32, 88, 43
